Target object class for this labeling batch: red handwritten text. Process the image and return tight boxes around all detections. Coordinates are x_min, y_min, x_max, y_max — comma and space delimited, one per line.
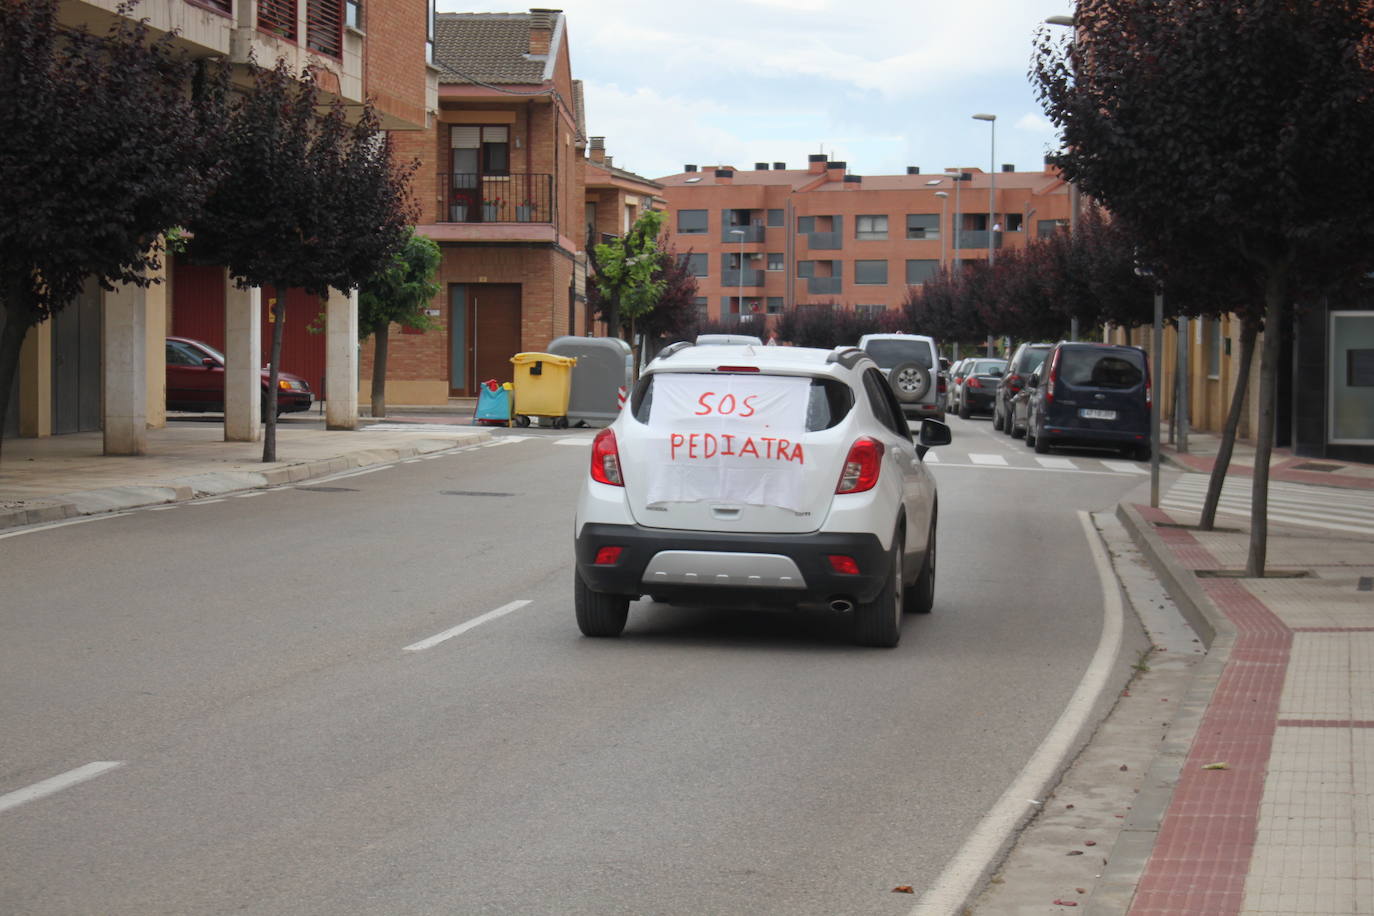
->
668, 432, 805, 464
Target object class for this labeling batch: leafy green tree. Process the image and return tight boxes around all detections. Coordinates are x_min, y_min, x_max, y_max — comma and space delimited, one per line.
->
1034, 0, 1374, 574
590, 211, 667, 365
0, 0, 222, 455
357, 230, 440, 418
187, 59, 414, 461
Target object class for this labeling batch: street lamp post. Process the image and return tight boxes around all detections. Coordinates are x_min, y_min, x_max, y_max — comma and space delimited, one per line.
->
944, 171, 966, 268
972, 113, 997, 267
729, 228, 746, 324
934, 191, 949, 267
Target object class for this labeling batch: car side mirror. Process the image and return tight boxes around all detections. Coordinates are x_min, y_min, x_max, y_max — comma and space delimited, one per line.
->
1028, 372, 1040, 387
919, 418, 952, 448
202, 357, 218, 369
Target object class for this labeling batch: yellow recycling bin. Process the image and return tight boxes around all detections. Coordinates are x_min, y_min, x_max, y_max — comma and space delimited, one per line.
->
510, 352, 578, 428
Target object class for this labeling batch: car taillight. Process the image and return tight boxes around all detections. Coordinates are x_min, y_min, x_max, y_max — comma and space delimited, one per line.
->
1145, 375, 1152, 407
827, 555, 861, 575
967, 377, 982, 389
937, 375, 947, 394
1046, 350, 1061, 404
590, 428, 624, 486
836, 437, 884, 494
1007, 373, 1022, 391
594, 546, 623, 566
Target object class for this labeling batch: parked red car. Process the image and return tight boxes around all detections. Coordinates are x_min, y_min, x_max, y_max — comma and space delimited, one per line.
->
165, 336, 313, 415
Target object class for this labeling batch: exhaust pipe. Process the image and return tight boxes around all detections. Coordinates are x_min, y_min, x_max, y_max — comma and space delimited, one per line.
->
829, 598, 855, 613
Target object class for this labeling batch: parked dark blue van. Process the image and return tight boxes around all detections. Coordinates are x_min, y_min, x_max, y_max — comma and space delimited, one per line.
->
1024, 342, 1151, 460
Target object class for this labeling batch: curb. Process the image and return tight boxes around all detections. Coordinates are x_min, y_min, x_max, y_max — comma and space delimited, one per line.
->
0, 431, 490, 532
1087, 502, 1237, 914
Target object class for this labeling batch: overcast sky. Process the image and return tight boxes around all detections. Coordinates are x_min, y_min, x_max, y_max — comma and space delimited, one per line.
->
436, 0, 1076, 181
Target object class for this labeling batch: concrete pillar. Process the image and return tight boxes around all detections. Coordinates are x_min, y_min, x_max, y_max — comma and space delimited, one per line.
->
145, 260, 168, 429
224, 279, 262, 442
102, 282, 147, 455
325, 287, 358, 430
18, 320, 53, 438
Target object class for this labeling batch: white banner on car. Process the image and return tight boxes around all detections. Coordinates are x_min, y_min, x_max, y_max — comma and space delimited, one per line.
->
644, 373, 812, 511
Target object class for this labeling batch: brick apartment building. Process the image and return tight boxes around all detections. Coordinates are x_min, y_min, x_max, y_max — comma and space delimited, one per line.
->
5, 0, 435, 449
655, 155, 1072, 328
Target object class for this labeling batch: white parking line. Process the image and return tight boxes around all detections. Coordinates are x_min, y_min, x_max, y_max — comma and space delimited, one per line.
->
1034, 456, 1077, 470
909, 511, 1123, 915
187, 498, 226, 506
0, 762, 125, 814
922, 451, 941, 463
969, 453, 1009, 466
1100, 460, 1148, 474
0, 514, 130, 540
403, 600, 532, 652
555, 437, 592, 446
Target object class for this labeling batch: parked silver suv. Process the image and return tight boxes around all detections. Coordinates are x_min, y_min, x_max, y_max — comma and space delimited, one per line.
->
856, 333, 945, 422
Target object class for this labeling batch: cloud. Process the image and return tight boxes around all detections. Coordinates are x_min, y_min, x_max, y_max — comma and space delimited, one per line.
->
1016, 112, 1058, 135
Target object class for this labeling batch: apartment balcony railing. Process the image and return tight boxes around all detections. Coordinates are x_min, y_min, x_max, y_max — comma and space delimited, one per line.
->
805, 231, 842, 250
953, 230, 1004, 250
721, 268, 765, 287
722, 225, 765, 243
440, 173, 555, 224
807, 277, 842, 295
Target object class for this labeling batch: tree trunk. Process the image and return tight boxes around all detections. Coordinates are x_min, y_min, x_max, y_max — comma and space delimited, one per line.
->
0, 305, 33, 462
371, 324, 389, 419
262, 295, 286, 463
1198, 320, 1258, 530
1247, 279, 1286, 576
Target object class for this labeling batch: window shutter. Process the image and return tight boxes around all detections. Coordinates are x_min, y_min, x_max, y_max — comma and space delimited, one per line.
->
450, 126, 480, 149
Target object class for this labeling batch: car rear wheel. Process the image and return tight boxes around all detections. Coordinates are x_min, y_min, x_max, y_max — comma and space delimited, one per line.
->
958, 400, 971, 420
905, 519, 935, 615
993, 404, 1004, 430
574, 570, 629, 637
1009, 411, 1025, 439
854, 530, 903, 647
1033, 424, 1050, 454
889, 363, 931, 404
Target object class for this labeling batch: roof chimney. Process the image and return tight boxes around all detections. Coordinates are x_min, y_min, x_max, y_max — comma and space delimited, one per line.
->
589, 136, 605, 164
773, 161, 786, 170
843, 174, 862, 189
906, 166, 920, 175
684, 164, 697, 172
1001, 163, 1015, 173
755, 162, 769, 170
826, 160, 846, 181
808, 153, 827, 174
528, 9, 557, 55
715, 168, 734, 185
604, 155, 613, 168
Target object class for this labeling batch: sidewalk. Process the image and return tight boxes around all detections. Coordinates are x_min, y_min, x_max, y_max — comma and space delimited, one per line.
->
1106, 433, 1374, 915
0, 408, 491, 531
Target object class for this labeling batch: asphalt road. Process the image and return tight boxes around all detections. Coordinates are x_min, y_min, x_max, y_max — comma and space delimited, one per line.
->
0, 416, 1153, 915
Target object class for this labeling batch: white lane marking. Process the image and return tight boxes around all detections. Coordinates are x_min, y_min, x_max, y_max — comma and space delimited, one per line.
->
555, 438, 592, 446
362, 423, 476, 433
0, 762, 125, 814
233, 492, 264, 498
1034, 456, 1077, 470
922, 451, 940, 463
969, 453, 1009, 466
327, 465, 394, 481
930, 463, 1137, 477
403, 600, 532, 652
187, 498, 226, 506
909, 510, 1123, 916
0, 514, 130, 540
1101, 460, 1148, 474
146, 505, 179, 511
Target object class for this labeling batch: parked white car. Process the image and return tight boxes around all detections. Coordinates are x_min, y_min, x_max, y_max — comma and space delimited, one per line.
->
573, 342, 951, 647
856, 333, 945, 422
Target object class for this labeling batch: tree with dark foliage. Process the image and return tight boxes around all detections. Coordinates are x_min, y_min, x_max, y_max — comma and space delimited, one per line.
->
1034, 0, 1374, 574
188, 60, 414, 461
0, 0, 222, 456
357, 230, 440, 419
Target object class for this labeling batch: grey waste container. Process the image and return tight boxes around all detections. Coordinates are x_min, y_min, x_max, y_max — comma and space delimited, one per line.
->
547, 336, 632, 427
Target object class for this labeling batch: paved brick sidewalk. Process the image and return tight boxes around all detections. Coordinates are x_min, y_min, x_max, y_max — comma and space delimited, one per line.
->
1119, 485, 1373, 915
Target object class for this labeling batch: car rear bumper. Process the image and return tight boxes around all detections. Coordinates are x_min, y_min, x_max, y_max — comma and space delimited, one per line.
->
1040, 424, 1147, 447
962, 389, 996, 410
575, 522, 892, 607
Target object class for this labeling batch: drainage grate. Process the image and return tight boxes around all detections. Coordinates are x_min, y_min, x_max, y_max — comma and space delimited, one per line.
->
296, 486, 359, 493
1292, 462, 1344, 472
440, 490, 515, 498
1360, 577, 1373, 592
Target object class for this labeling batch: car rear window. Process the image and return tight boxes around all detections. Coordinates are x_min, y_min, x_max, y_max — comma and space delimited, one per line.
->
1014, 346, 1051, 373
970, 359, 1005, 375
1059, 350, 1144, 389
631, 373, 854, 431
862, 340, 933, 370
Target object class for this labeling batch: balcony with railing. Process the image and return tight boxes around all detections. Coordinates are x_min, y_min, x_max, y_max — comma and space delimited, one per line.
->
807, 277, 842, 295
722, 225, 766, 244
721, 268, 766, 287
440, 173, 555, 224
805, 231, 842, 250
954, 230, 1004, 250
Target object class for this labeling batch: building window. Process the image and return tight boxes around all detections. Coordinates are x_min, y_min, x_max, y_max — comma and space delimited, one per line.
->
797, 216, 815, 234
450, 125, 508, 177
425, 0, 435, 61
678, 209, 707, 234
766, 297, 784, 314
345, 0, 361, 28
305, 0, 345, 58
692, 297, 708, 320
1038, 218, 1068, 237
856, 304, 886, 318
766, 253, 783, 271
905, 259, 938, 285
1208, 319, 1222, 379
796, 260, 815, 278
1329, 311, 1374, 442
679, 253, 708, 277
855, 260, 888, 285
856, 215, 888, 240
767, 209, 784, 228
906, 214, 939, 240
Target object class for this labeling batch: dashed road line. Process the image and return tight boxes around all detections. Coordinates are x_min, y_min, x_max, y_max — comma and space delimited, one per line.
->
403, 600, 533, 652
1101, 460, 1148, 475
1034, 456, 1077, 470
0, 762, 124, 814
969, 453, 1009, 466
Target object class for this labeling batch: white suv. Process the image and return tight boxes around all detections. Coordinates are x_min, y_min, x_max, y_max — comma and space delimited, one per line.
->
856, 333, 944, 422
573, 343, 951, 647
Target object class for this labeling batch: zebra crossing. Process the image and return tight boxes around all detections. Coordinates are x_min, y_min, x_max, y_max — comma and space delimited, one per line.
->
924, 450, 1150, 476
1160, 474, 1374, 537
